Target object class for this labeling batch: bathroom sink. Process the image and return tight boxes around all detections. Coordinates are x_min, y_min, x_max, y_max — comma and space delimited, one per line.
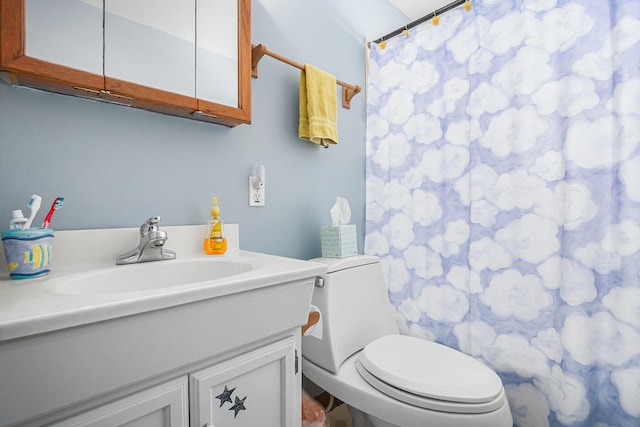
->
0, 225, 327, 345
53, 259, 253, 295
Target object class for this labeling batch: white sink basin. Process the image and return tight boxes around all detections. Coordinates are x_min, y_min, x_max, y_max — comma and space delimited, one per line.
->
0, 225, 327, 344
53, 259, 253, 295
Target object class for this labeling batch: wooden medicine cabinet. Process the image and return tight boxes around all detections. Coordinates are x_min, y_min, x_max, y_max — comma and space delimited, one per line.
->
0, 0, 251, 127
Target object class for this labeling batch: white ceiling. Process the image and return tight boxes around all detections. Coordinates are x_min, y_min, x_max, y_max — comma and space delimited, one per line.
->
388, 0, 456, 20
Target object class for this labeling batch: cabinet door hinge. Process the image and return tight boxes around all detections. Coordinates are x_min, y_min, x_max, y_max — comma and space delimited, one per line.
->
295, 350, 299, 374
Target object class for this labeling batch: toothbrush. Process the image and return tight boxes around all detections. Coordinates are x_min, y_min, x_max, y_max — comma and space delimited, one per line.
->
23, 194, 42, 229
43, 197, 64, 228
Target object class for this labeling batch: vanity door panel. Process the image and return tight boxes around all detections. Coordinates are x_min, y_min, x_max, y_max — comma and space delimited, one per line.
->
191, 337, 300, 427
52, 377, 189, 427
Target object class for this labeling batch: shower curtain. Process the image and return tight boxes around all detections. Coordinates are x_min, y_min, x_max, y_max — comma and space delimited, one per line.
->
364, 1, 640, 426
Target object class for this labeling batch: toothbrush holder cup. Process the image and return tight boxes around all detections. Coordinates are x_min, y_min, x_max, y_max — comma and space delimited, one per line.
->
1, 228, 54, 279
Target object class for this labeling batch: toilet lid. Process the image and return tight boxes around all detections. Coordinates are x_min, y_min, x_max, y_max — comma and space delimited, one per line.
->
357, 335, 504, 406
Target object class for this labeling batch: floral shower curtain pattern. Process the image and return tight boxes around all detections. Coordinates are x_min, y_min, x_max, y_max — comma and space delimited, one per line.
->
365, 0, 640, 426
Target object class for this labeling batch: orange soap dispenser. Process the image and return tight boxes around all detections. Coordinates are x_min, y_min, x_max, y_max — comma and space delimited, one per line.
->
203, 197, 227, 255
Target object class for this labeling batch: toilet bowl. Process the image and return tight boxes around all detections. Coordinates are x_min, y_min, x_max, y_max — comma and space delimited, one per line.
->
302, 256, 512, 427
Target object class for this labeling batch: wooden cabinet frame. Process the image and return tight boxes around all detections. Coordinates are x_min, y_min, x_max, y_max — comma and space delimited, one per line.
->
0, 0, 251, 127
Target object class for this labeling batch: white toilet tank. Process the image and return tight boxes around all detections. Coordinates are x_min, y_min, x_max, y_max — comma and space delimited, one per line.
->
303, 256, 399, 374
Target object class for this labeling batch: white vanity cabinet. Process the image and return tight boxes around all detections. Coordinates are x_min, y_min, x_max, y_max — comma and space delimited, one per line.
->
52, 337, 298, 427
0, 0, 251, 126
0, 277, 312, 427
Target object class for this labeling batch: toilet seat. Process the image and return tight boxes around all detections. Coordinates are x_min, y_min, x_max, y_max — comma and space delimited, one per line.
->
356, 335, 505, 414
302, 350, 514, 427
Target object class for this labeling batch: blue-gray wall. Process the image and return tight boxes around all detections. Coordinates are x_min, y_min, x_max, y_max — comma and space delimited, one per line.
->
0, 0, 407, 260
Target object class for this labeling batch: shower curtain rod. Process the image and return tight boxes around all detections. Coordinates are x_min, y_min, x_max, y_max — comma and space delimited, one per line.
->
371, 0, 467, 44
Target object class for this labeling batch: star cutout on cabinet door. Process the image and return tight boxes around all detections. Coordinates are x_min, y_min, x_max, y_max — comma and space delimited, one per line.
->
229, 395, 247, 418
215, 386, 236, 407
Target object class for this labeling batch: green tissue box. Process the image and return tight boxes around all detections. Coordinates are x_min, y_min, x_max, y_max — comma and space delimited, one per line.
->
320, 225, 357, 258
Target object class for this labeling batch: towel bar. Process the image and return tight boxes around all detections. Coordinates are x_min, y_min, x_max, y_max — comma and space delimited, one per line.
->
251, 44, 361, 109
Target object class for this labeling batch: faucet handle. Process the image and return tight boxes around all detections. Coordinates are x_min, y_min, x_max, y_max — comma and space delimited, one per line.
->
140, 216, 161, 236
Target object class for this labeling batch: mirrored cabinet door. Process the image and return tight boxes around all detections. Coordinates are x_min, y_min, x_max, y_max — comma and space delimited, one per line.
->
196, 0, 238, 107
104, 0, 196, 98
195, 0, 251, 125
25, 0, 103, 76
0, 0, 251, 127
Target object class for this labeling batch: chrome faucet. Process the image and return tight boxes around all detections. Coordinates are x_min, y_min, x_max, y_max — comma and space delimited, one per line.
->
116, 216, 176, 265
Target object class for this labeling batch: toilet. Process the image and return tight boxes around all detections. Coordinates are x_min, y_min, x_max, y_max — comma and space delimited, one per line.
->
302, 256, 513, 427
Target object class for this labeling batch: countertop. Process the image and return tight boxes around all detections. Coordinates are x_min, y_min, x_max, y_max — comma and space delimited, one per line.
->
0, 225, 326, 342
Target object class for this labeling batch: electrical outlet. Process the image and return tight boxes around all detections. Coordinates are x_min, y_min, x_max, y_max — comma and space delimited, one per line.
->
249, 176, 265, 207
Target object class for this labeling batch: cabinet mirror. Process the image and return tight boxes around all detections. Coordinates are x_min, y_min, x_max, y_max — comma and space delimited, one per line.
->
0, 0, 251, 127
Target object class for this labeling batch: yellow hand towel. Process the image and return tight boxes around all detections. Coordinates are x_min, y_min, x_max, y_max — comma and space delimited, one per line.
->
299, 64, 339, 147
